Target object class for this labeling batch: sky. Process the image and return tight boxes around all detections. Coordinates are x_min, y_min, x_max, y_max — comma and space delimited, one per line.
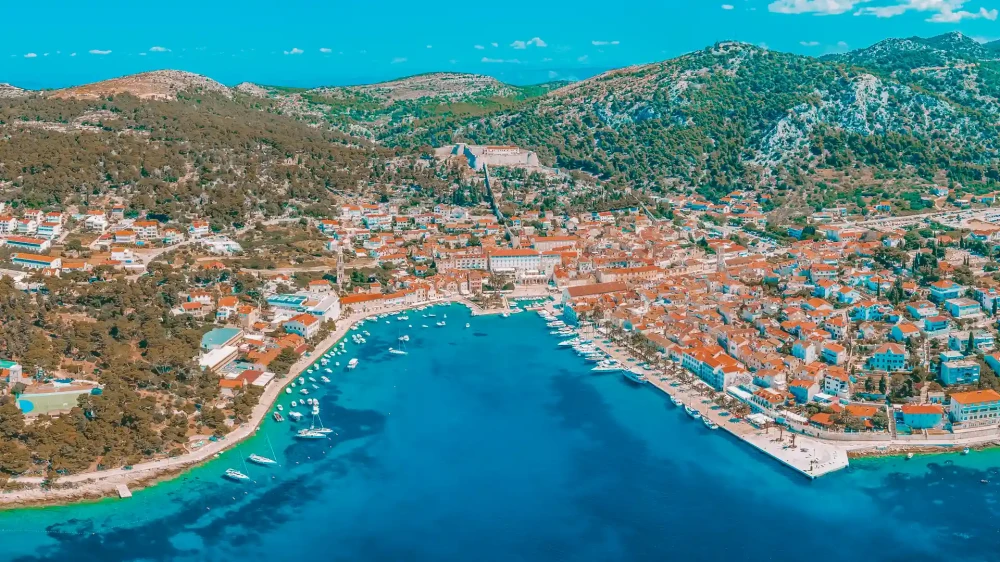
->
3, 0, 1000, 89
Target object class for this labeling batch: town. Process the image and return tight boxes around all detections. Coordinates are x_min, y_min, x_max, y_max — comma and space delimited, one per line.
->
2, 143, 1000, 487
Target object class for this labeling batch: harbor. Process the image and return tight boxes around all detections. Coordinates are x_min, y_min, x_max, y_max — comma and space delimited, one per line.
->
0, 301, 995, 562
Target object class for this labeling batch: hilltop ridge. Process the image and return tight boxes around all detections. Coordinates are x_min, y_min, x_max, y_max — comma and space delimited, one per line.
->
48, 70, 232, 101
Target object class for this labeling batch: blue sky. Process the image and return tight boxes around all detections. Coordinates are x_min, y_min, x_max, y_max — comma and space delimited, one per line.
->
3, 0, 1000, 88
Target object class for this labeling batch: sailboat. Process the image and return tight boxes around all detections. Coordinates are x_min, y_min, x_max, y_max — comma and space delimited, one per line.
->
224, 468, 250, 481
248, 454, 277, 466
390, 328, 409, 355
307, 404, 334, 434
248, 435, 281, 466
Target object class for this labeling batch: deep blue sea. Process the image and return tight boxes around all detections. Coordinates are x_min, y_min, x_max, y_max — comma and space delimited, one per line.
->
0, 303, 998, 562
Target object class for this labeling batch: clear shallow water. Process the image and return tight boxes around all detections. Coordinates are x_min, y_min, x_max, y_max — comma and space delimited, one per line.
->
1, 303, 999, 562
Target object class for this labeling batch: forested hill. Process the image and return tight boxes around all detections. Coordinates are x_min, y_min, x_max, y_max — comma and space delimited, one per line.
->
446, 34, 1000, 207
0, 71, 464, 226
10, 33, 1000, 218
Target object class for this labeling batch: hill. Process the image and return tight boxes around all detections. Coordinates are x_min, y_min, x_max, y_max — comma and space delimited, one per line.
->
241, 72, 566, 145
0, 84, 27, 99
0, 76, 459, 225
9, 34, 1000, 219
48, 70, 233, 101
429, 37, 1000, 211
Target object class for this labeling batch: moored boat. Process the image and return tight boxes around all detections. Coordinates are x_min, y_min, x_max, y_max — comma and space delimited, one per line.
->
347, 358, 358, 369
248, 454, 277, 466
623, 370, 647, 384
295, 429, 327, 439
224, 468, 250, 482
703, 418, 719, 430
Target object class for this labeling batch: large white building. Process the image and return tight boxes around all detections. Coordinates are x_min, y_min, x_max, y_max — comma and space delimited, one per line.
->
488, 249, 561, 276
949, 389, 1000, 427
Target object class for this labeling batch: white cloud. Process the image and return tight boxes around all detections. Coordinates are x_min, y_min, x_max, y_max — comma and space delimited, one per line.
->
837, 40, 850, 48
319, 47, 332, 53
474, 44, 485, 50
283, 47, 304, 55
70, 52, 76, 57
799, 40, 821, 46
722, 3, 735, 8
89, 49, 112, 55
768, 0, 867, 14
426, 44, 433, 49
928, 5, 998, 21
548, 70, 560, 79
391, 57, 407, 63
510, 37, 547, 49
490, 42, 499, 47
23, 52, 37, 58
481, 57, 521, 63
577, 54, 590, 63
591, 40, 620, 46
149, 46, 170, 52
855, 0, 997, 22
139, 53, 146, 56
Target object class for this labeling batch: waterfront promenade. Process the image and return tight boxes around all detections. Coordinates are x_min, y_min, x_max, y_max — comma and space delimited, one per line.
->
544, 303, 850, 479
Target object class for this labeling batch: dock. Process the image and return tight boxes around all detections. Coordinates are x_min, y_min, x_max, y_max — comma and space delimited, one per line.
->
115, 484, 132, 498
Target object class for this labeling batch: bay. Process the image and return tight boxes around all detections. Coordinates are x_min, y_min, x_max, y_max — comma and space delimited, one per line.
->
0, 303, 996, 562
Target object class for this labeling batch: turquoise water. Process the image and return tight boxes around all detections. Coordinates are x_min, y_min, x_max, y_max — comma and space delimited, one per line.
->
1, 303, 999, 561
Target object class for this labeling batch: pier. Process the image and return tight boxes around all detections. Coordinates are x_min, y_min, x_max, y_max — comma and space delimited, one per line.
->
115, 484, 132, 498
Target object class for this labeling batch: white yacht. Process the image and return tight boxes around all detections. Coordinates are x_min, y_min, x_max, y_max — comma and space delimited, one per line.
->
224, 468, 250, 481
347, 358, 359, 369
295, 429, 327, 439
248, 454, 277, 466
